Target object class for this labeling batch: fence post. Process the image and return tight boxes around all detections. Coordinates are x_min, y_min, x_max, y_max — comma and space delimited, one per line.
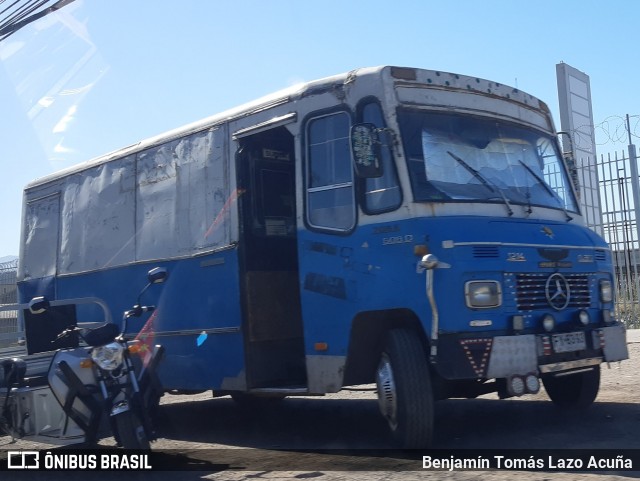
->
629, 143, 640, 246
624, 114, 640, 321
626, 115, 640, 247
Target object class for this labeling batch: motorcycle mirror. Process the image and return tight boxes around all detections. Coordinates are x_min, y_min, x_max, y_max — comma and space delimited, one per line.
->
147, 267, 168, 285
28, 296, 50, 315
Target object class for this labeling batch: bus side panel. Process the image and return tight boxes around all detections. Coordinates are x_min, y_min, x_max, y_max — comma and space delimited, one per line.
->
53, 249, 246, 391
297, 219, 431, 393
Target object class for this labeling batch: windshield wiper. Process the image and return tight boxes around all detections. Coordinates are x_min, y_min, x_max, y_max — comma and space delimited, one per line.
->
518, 160, 572, 222
447, 151, 513, 216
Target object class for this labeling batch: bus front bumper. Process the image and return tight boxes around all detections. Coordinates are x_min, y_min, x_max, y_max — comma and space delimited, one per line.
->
436, 322, 628, 381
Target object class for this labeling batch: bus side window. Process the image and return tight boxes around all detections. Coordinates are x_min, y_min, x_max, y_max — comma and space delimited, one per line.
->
360, 102, 402, 214
22, 193, 60, 280
306, 111, 356, 232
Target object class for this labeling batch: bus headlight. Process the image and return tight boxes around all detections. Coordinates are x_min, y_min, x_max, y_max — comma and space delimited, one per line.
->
600, 280, 613, 303
465, 281, 502, 308
91, 342, 125, 371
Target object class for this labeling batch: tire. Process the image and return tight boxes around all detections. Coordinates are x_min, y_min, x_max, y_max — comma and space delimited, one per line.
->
144, 388, 163, 426
542, 366, 600, 409
113, 411, 151, 449
376, 328, 434, 448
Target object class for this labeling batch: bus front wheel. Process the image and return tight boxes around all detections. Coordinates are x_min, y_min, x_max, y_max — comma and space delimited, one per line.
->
376, 328, 434, 448
542, 366, 600, 409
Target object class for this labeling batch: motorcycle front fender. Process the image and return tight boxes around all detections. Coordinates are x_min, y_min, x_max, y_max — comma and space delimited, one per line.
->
110, 399, 130, 417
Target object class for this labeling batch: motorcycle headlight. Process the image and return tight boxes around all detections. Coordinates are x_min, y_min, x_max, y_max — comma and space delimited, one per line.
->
465, 281, 502, 308
91, 342, 125, 371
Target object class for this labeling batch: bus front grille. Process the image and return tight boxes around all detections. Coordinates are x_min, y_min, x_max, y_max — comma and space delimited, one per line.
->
514, 273, 591, 311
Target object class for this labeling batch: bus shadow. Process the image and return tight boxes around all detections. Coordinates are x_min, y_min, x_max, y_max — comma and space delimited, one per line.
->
157, 395, 389, 450
156, 394, 640, 450
435, 397, 640, 449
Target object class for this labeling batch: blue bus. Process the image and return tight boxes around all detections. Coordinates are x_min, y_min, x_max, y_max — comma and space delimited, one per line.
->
17, 66, 628, 447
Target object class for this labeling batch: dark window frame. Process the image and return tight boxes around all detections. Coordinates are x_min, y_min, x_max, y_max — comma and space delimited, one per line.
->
303, 107, 357, 235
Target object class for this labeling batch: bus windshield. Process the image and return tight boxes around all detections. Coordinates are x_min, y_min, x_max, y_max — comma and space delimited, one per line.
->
398, 110, 579, 213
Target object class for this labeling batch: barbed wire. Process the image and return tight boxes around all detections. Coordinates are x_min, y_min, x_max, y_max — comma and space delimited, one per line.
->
596, 115, 640, 144
0, 258, 18, 271
569, 115, 640, 150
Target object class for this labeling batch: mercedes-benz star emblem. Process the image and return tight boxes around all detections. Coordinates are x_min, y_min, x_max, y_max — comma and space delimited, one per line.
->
545, 273, 571, 310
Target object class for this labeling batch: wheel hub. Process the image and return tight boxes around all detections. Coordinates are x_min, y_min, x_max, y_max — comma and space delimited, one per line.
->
376, 353, 398, 430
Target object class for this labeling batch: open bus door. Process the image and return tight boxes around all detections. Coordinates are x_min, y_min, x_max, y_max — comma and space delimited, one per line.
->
236, 126, 307, 389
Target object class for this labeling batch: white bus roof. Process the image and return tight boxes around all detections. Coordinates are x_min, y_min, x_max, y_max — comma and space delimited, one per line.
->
25, 65, 547, 190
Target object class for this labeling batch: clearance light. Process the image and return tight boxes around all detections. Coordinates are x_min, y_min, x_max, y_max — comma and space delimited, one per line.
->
540, 336, 552, 356
390, 67, 417, 81
578, 310, 590, 326
314, 342, 328, 352
512, 315, 524, 331
592, 330, 605, 350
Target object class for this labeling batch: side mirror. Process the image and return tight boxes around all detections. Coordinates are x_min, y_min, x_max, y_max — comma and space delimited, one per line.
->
147, 267, 168, 285
350, 123, 383, 178
29, 296, 50, 315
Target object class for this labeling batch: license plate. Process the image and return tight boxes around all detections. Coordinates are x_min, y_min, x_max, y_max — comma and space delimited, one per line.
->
552, 331, 586, 353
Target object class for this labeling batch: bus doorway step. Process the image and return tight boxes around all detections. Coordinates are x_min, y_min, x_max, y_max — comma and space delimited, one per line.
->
246, 386, 313, 396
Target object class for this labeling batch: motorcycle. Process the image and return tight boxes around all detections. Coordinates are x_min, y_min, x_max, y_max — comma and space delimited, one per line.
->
0, 267, 168, 449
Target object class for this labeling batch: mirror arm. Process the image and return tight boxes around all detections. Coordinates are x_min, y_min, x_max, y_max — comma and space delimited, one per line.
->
556, 131, 580, 199
556, 131, 574, 157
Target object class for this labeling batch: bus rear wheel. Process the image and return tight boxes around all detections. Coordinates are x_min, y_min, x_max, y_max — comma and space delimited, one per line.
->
376, 328, 434, 448
542, 366, 600, 409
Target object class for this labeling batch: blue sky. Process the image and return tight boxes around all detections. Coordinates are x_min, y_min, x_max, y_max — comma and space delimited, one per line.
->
0, 0, 638, 256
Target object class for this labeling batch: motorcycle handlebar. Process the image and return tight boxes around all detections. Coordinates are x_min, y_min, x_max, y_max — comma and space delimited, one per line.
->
124, 305, 155, 319
54, 326, 78, 341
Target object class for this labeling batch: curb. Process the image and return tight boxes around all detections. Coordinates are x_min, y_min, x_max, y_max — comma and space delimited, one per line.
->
626, 329, 640, 344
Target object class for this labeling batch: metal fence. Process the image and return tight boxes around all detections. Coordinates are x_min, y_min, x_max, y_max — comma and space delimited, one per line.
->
0, 258, 17, 304
587, 149, 640, 327
0, 259, 18, 348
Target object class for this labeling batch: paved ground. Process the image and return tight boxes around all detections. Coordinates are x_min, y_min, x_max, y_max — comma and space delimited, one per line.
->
3, 331, 640, 481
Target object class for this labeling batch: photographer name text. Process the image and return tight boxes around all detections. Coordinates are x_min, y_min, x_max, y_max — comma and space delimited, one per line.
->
422, 455, 632, 471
